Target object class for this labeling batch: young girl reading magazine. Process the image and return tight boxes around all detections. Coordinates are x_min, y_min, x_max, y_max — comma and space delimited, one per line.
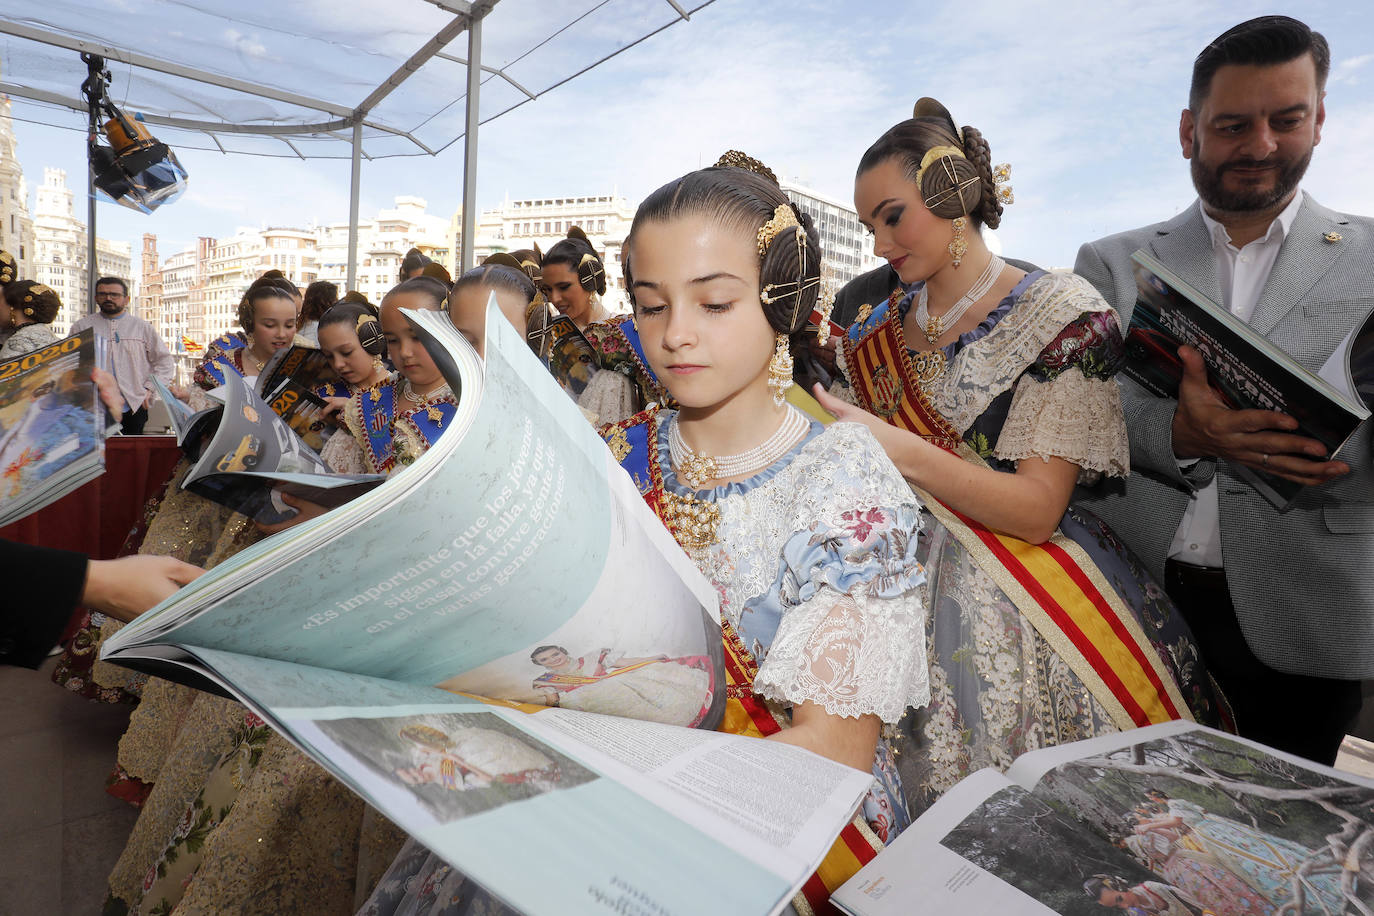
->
360, 163, 932, 915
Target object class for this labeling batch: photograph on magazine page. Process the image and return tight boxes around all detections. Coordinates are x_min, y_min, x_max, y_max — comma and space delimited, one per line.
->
941, 728, 1374, 914
313, 710, 598, 824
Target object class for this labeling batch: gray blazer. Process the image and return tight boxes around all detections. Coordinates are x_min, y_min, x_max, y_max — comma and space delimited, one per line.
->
1074, 194, 1374, 679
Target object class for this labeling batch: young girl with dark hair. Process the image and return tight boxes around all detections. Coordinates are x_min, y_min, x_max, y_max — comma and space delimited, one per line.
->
193, 282, 298, 389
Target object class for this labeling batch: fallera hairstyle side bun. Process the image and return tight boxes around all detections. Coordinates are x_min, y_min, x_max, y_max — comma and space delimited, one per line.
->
624, 165, 822, 341
858, 96, 1003, 230
319, 302, 386, 358
543, 228, 607, 296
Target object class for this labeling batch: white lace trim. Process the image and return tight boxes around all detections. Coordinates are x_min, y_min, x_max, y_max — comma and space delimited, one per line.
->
929, 270, 1115, 435
320, 430, 369, 474
753, 583, 930, 724
703, 422, 917, 623
994, 371, 1129, 482
577, 370, 639, 425
695, 422, 929, 721
825, 376, 859, 406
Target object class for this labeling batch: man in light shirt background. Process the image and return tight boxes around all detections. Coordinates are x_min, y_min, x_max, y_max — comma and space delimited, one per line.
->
70, 277, 174, 435
1075, 15, 1373, 765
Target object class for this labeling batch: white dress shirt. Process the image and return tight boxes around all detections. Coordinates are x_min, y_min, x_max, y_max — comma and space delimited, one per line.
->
70, 310, 176, 414
1167, 193, 1303, 567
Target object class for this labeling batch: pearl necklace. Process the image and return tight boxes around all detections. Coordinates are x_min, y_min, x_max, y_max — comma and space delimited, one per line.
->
401, 379, 451, 426
912, 254, 1005, 345
668, 405, 808, 489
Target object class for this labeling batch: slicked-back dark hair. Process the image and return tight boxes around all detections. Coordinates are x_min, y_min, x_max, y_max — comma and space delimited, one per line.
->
452, 263, 537, 305
624, 166, 822, 340
1191, 16, 1330, 111
384, 276, 449, 310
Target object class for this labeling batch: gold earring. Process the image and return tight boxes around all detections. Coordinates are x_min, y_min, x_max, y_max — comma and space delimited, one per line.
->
767, 334, 793, 407
372, 355, 385, 372
949, 216, 968, 268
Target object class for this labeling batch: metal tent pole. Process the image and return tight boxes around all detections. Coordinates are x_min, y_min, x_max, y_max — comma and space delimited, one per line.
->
346, 119, 362, 291
459, 14, 482, 273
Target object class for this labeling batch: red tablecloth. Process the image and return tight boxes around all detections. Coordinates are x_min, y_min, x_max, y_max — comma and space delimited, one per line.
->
0, 436, 181, 559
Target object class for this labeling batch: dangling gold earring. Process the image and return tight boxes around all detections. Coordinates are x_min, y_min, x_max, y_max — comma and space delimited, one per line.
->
767, 334, 794, 407
948, 216, 968, 268
372, 355, 385, 373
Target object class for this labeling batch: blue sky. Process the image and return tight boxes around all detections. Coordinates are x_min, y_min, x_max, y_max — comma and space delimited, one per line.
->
8, 0, 1374, 271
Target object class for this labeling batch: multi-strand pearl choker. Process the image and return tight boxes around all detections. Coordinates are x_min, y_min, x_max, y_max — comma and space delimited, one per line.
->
913, 253, 1005, 345
668, 405, 809, 489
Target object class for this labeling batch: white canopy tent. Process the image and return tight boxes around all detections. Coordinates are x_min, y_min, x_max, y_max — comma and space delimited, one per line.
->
0, 0, 714, 301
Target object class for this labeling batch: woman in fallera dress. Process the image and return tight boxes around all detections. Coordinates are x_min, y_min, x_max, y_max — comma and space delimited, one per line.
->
813, 98, 1228, 812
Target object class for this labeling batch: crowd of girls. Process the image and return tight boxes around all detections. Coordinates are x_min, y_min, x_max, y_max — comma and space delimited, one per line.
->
46, 97, 1236, 916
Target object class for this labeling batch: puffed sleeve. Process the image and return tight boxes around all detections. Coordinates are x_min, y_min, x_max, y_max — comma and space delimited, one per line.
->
994, 309, 1130, 483
751, 425, 930, 724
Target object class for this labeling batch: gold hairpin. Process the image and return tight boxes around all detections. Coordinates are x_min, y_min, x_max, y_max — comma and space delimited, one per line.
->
756, 204, 800, 259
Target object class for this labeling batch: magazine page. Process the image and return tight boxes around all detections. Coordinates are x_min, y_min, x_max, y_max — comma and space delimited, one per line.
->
832, 770, 1055, 915
105, 300, 724, 730
838, 722, 1374, 915
181, 369, 333, 523
174, 646, 874, 916
0, 328, 107, 527
257, 343, 340, 398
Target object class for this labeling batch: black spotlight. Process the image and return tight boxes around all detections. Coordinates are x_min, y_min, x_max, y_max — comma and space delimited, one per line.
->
82, 54, 187, 214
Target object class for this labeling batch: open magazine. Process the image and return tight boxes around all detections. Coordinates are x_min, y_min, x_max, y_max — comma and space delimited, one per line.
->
151, 372, 383, 525
102, 303, 874, 916
0, 328, 108, 526
1125, 251, 1373, 509
834, 721, 1374, 916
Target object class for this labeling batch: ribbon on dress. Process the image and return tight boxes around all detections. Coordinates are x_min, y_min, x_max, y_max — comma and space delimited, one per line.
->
842, 295, 1187, 730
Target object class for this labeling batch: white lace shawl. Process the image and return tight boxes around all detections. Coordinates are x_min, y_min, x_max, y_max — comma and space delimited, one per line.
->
701, 421, 931, 723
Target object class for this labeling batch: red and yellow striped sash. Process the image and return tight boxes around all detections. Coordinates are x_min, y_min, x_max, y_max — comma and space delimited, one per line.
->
720, 621, 880, 914
842, 309, 1188, 729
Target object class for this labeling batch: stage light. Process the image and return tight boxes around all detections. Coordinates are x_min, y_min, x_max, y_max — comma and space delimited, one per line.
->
82, 54, 188, 214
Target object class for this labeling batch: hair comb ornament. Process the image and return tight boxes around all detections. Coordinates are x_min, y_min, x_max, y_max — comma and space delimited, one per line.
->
714, 150, 780, 186
756, 204, 800, 259
993, 162, 1014, 205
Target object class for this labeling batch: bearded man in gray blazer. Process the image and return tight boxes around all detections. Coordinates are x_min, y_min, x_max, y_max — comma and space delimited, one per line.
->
1075, 15, 1371, 765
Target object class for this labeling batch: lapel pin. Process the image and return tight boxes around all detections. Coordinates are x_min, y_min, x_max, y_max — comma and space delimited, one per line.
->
1323, 231, 1342, 243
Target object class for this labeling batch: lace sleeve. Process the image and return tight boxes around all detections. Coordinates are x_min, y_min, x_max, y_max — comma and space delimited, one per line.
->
994, 370, 1129, 482
577, 369, 640, 425
752, 501, 930, 724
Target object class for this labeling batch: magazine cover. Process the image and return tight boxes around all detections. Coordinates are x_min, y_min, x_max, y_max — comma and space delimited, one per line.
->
266, 377, 333, 453
0, 328, 107, 526
1125, 250, 1370, 507
258, 343, 341, 399
541, 314, 600, 397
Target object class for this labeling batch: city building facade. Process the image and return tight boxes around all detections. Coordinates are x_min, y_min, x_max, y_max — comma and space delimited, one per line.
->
0, 84, 34, 279
316, 196, 451, 304
464, 194, 636, 312
780, 179, 882, 294
31, 168, 132, 336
